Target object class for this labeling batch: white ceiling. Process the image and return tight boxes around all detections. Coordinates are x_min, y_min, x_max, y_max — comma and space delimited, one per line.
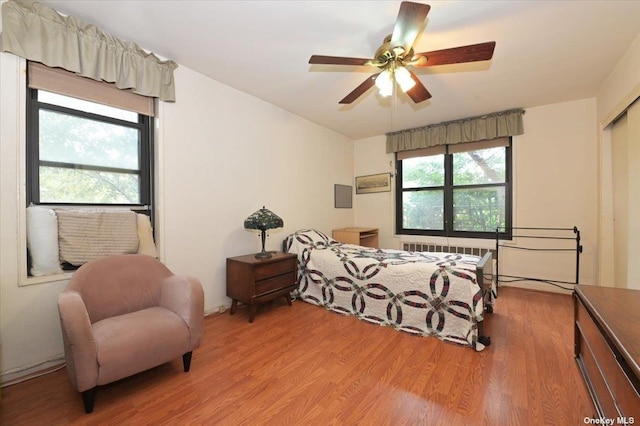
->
42, 1, 640, 140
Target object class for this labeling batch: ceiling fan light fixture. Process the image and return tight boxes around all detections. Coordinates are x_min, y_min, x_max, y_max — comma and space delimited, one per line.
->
310, 3, 493, 104
379, 85, 393, 97
395, 66, 416, 93
375, 69, 393, 97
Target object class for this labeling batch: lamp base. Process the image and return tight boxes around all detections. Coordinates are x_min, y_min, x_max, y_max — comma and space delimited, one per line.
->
254, 230, 273, 259
255, 251, 273, 259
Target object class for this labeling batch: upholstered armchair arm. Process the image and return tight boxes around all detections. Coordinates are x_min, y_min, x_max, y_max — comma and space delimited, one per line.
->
57, 291, 98, 392
160, 275, 204, 350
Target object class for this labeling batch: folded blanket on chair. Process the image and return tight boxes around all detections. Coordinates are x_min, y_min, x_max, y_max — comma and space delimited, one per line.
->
57, 210, 139, 265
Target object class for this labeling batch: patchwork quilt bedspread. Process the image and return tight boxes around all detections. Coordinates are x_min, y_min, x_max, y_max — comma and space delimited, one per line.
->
284, 230, 486, 350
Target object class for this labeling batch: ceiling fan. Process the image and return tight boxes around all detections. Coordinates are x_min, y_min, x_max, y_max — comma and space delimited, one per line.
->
309, 1, 496, 104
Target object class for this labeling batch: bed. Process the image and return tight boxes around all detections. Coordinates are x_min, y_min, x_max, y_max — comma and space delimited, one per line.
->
284, 229, 495, 351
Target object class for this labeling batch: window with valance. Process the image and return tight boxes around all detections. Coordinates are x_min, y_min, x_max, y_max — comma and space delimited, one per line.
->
0, 0, 174, 279
391, 109, 524, 239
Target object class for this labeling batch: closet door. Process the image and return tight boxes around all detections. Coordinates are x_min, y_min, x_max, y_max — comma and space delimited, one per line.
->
611, 111, 628, 287
611, 99, 640, 289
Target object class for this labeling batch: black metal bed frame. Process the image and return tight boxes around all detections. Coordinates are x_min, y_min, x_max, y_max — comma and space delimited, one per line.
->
495, 226, 583, 293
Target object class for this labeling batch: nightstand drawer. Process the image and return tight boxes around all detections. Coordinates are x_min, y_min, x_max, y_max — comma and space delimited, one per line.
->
255, 272, 297, 296
255, 258, 297, 280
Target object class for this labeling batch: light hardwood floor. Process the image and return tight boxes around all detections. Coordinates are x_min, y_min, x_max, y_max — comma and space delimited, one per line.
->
0, 286, 594, 425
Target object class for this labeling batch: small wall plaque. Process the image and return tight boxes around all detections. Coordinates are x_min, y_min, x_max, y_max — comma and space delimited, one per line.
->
334, 184, 352, 208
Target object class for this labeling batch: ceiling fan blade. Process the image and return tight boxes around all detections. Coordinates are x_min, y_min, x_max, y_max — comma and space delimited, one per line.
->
309, 55, 372, 66
390, 2, 431, 56
405, 70, 431, 103
339, 73, 379, 104
413, 41, 496, 67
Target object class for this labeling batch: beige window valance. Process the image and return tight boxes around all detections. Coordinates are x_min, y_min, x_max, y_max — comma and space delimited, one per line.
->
0, 0, 178, 102
386, 108, 524, 153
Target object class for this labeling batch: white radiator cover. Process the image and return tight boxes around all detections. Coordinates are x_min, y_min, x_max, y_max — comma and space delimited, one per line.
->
402, 242, 495, 259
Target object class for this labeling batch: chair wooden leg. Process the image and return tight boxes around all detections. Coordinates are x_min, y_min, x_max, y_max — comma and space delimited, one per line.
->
82, 387, 96, 414
183, 351, 193, 372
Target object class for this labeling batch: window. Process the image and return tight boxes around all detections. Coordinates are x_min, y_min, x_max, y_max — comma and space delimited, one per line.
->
26, 89, 153, 207
396, 138, 512, 239
22, 62, 156, 280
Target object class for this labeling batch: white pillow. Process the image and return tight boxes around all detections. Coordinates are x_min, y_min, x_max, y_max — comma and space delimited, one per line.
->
136, 213, 158, 258
26, 206, 63, 276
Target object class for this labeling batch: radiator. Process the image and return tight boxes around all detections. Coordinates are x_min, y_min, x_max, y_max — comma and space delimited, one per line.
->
402, 242, 495, 258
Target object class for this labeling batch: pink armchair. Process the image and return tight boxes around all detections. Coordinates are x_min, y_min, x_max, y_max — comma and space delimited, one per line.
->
57, 254, 204, 413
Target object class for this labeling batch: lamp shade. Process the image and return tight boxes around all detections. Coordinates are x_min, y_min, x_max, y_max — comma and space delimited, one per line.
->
244, 206, 284, 259
395, 66, 416, 92
244, 206, 283, 231
375, 69, 393, 97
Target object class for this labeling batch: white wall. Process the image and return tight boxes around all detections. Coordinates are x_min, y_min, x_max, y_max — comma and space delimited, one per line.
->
506, 99, 598, 291
597, 34, 640, 126
353, 136, 396, 249
0, 55, 353, 382
354, 98, 599, 293
157, 65, 354, 311
0, 52, 74, 384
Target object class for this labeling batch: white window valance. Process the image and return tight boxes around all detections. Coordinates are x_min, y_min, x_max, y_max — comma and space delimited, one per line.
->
0, 0, 178, 102
386, 108, 524, 153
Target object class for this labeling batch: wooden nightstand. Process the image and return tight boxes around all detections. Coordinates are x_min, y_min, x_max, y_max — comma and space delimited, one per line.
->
226, 252, 298, 322
332, 227, 379, 248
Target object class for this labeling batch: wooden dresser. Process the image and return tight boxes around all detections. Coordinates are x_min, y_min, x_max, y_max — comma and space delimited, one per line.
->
574, 285, 640, 420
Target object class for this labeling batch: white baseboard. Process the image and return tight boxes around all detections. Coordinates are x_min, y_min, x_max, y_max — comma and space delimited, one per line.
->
1, 355, 65, 387
499, 282, 574, 295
